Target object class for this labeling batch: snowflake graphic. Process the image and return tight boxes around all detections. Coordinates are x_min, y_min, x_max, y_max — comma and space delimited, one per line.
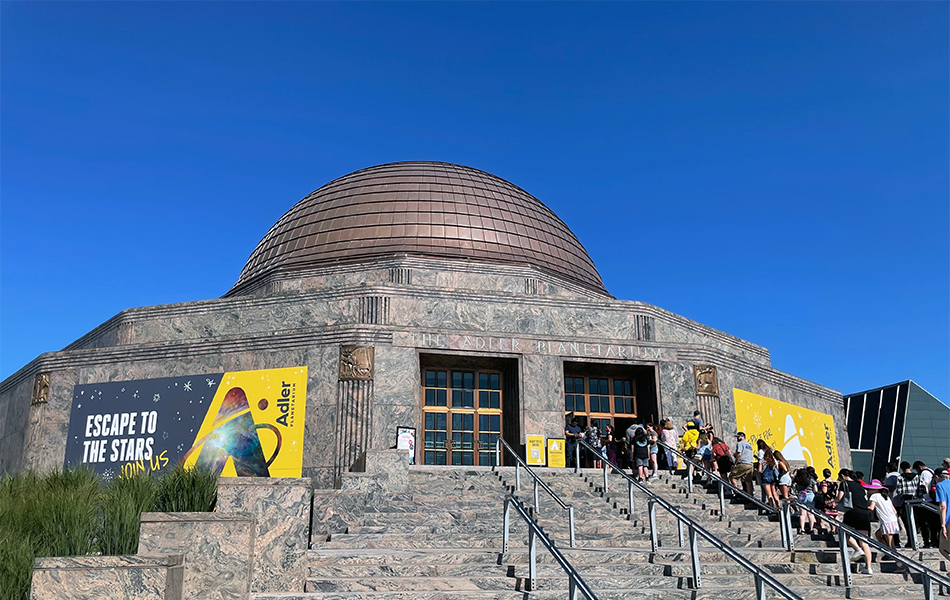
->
183, 381, 192, 392
102, 469, 115, 482
206, 378, 216, 388
133, 391, 139, 399
153, 393, 161, 403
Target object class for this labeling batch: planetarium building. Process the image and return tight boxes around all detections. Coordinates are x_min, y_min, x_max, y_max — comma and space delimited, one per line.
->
0, 162, 851, 485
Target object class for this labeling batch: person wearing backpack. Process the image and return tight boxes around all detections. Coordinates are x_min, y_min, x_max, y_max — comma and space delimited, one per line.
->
712, 436, 733, 479
913, 461, 940, 548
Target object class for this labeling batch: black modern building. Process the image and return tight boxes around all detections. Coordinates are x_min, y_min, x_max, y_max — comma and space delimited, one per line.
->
845, 380, 949, 481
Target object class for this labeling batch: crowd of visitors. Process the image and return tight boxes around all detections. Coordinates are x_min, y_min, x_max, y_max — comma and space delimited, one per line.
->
565, 413, 950, 573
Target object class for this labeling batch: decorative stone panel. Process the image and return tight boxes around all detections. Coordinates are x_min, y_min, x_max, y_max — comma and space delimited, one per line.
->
524, 278, 544, 295
694, 365, 719, 396
31, 554, 184, 600
118, 321, 135, 345
635, 315, 655, 341
31, 372, 50, 405
357, 296, 390, 324
389, 267, 412, 284
339, 346, 374, 380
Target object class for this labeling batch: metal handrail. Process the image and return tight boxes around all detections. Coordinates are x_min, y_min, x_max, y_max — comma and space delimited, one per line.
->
577, 439, 802, 600
502, 495, 598, 599
781, 498, 950, 600
656, 441, 778, 516
904, 499, 943, 551
495, 437, 576, 547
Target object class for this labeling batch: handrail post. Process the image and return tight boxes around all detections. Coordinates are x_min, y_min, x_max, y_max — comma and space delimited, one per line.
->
574, 443, 580, 474
602, 460, 608, 495
907, 503, 919, 550
678, 517, 685, 548
718, 480, 726, 521
528, 525, 537, 592
533, 478, 540, 513
785, 503, 795, 552
503, 497, 510, 553
779, 502, 789, 551
649, 500, 659, 551
628, 479, 635, 521
754, 573, 766, 600
922, 571, 934, 600
569, 505, 576, 548
837, 528, 852, 588
688, 524, 701, 589
495, 438, 501, 469
687, 462, 694, 495
569, 578, 578, 600
515, 461, 521, 492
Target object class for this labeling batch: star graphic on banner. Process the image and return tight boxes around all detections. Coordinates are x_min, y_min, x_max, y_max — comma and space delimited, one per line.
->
183, 381, 192, 392
162, 431, 169, 440
121, 387, 126, 392
206, 378, 216, 388
133, 391, 139, 399
153, 394, 161, 403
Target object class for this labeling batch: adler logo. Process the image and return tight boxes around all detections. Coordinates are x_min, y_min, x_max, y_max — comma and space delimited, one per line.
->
276, 380, 294, 427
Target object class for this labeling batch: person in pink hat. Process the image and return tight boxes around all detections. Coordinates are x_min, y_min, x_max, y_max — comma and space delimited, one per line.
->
866, 478, 902, 552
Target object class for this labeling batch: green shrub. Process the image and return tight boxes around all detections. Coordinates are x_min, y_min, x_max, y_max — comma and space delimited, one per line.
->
153, 465, 218, 513
0, 465, 217, 600
99, 471, 157, 555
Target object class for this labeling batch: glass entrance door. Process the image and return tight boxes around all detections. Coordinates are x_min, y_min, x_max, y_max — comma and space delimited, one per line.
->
423, 368, 502, 465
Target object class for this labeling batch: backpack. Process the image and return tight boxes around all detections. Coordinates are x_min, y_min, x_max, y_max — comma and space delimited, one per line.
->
915, 468, 934, 499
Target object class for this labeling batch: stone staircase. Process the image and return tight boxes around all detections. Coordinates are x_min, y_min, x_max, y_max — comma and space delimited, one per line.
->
255, 464, 948, 600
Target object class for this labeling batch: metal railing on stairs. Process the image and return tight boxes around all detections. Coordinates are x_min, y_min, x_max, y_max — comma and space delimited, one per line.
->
905, 499, 945, 551
656, 441, 778, 518
780, 499, 950, 600
577, 438, 803, 600
502, 494, 598, 600
494, 437, 576, 547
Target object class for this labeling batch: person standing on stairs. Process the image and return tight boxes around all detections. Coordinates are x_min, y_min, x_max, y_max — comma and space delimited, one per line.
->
912, 461, 939, 549
660, 420, 678, 474
836, 469, 874, 575
730, 432, 755, 495
565, 418, 582, 469
792, 468, 816, 534
892, 461, 918, 548
865, 479, 901, 551
712, 436, 733, 479
646, 424, 660, 479
757, 440, 781, 508
775, 450, 792, 501
632, 428, 651, 482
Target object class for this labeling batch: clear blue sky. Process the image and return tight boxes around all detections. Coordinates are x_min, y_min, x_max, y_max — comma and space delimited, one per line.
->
2, 3, 948, 405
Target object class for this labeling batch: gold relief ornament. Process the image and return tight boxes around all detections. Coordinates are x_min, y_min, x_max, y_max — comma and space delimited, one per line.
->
339, 346, 374, 381
694, 365, 719, 396
32, 372, 51, 405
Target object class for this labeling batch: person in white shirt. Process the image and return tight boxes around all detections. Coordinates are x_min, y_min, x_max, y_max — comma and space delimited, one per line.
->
866, 479, 902, 551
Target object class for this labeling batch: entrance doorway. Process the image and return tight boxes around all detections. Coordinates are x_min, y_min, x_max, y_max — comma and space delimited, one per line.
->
420, 355, 520, 466
563, 362, 659, 435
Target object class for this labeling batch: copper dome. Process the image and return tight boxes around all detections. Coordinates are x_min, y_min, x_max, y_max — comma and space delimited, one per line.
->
230, 162, 607, 295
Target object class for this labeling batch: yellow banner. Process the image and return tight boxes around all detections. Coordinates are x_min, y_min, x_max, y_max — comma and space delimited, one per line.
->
547, 438, 566, 468
184, 367, 307, 478
526, 435, 546, 466
733, 388, 839, 472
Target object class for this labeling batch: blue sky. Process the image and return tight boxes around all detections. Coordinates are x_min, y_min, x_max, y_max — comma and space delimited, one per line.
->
2, 3, 948, 405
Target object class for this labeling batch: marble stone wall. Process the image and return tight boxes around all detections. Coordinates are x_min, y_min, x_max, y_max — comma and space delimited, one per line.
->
138, 512, 255, 600
521, 354, 564, 442
216, 478, 311, 593
30, 554, 184, 600
370, 345, 420, 455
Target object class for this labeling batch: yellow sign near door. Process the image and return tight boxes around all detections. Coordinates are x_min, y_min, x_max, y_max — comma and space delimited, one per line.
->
526, 435, 546, 466
547, 438, 565, 468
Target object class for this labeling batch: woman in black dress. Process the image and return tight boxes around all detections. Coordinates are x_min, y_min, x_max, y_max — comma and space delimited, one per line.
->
836, 469, 874, 574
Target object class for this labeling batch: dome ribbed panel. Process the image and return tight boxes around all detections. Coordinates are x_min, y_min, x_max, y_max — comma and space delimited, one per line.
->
231, 162, 606, 295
